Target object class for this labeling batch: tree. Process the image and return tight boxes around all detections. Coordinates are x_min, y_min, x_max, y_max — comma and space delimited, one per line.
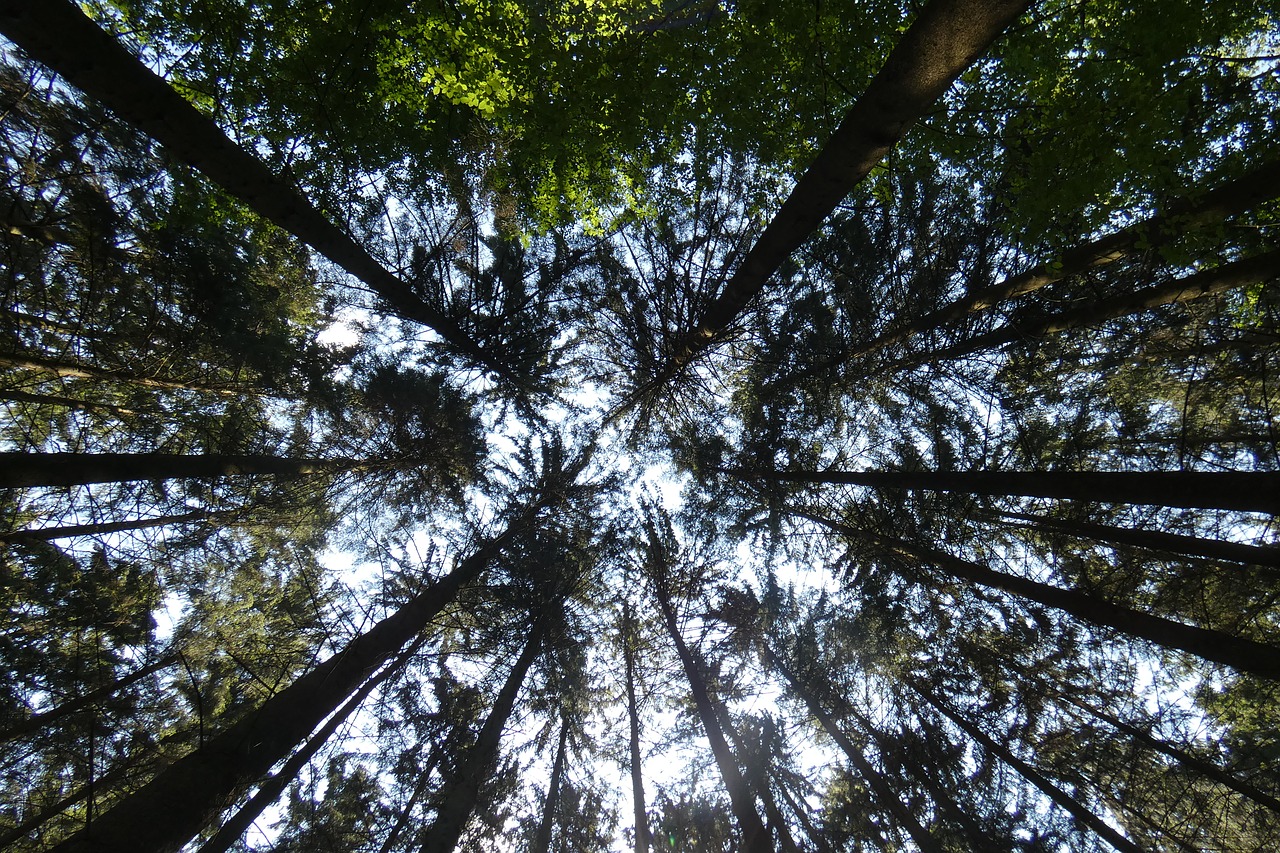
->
4, 0, 1280, 850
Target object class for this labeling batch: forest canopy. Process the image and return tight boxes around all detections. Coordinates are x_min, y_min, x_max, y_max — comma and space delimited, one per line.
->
1, 0, 1279, 851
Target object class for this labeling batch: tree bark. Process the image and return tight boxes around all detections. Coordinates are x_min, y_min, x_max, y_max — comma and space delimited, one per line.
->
0, 351, 241, 395
419, 613, 548, 853
0, 1, 502, 376
909, 681, 1143, 853
840, 158, 1280, 363
716, 711, 802, 853
0, 389, 142, 417
1054, 692, 1280, 816
197, 635, 427, 853
903, 248, 1280, 368
47, 516, 524, 853
0, 653, 180, 743
988, 508, 1280, 570
796, 510, 1280, 680
764, 647, 942, 853
663, 0, 1031, 373
622, 602, 651, 853
738, 467, 1280, 514
652, 583, 770, 853
0, 452, 358, 489
532, 714, 570, 853
1, 510, 229, 543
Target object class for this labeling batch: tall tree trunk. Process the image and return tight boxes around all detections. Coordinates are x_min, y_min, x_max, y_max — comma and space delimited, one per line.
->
900, 248, 1280, 368
1, 510, 228, 543
987, 508, 1280, 570
665, 0, 1031, 372
716, 711, 802, 853
419, 613, 549, 853
763, 647, 942, 852
0, 452, 358, 489
909, 682, 1143, 853
532, 714, 570, 853
838, 158, 1280, 364
0, 352, 241, 395
0, 1, 504, 376
376, 750, 445, 853
738, 468, 1280, 514
795, 510, 1280, 680
1053, 693, 1280, 815
47, 515, 527, 853
622, 603, 651, 853
652, 583, 770, 853
0, 389, 142, 417
197, 636, 428, 853
0, 652, 180, 743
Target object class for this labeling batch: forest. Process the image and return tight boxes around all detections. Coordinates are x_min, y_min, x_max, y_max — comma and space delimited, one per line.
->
1, 0, 1279, 850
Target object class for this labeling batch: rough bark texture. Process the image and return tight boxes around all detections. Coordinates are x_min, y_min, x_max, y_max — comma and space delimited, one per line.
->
667, 0, 1032, 370
419, 615, 547, 853
0, 452, 353, 489
990, 509, 1280, 570
797, 510, 1280, 680
742, 468, 1280, 514
654, 585, 770, 853
47, 526, 518, 853
910, 682, 1143, 853
0, 1, 496, 371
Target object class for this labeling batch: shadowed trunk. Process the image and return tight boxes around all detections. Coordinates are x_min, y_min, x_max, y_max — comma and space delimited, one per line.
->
1, 510, 231, 543
0, 389, 143, 416
909, 681, 1142, 853
198, 635, 428, 853
795, 510, 1280, 680
46, 513, 529, 853
764, 647, 942, 852
737, 467, 1280, 514
987, 508, 1280, 570
532, 714, 570, 853
666, 0, 1031, 372
837, 159, 1280, 364
0, 452, 357, 489
0, 1, 504, 376
0, 352, 242, 395
622, 602, 651, 853
652, 582, 770, 853
419, 613, 548, 853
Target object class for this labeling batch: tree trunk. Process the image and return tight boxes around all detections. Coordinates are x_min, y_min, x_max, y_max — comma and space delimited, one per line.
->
622, 603, 651, 853
988, 509, 1280, 570
0, 452, 357, 489
1, 510, 227, 543
764, 647, 942, 852
840, 158, 1280, 363
419, 613, 548, 853
740, 468, 1280, 514
0, 652, 180, 743
904, 248, 1280, 367
664, 0, 1030, 374
652, 583, 770, 853
0, 351, 241, 395
375, 750, 444, 853
716, 711, 802, 853
796, 510, 1280, 680
909, 681, 1143, 853
47, 517, 524, 853
0, 388, 142, 417
0, 1, 503, 376
1054, 692, 1280, 816
197, 636, 427, 853
532, 714, 570, 853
